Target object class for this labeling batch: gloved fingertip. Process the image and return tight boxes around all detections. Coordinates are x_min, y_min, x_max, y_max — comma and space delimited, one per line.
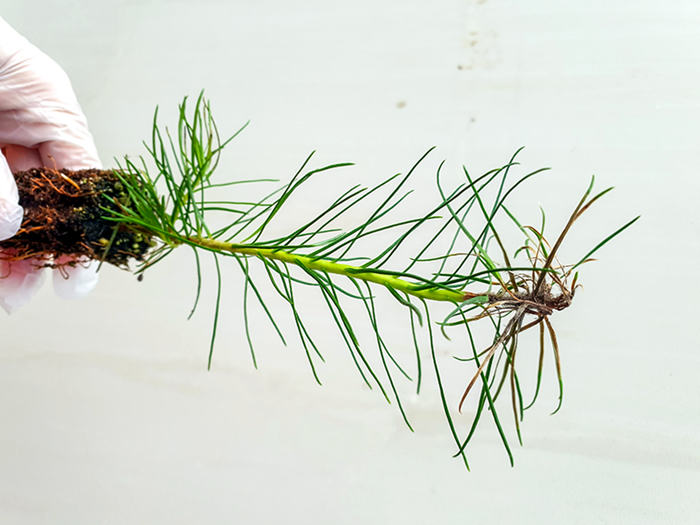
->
0, 259, 47, 314
40, 141, 102, 171
52, 258, 99, 299
0, 152, 23, 241
0, 198, 23, 241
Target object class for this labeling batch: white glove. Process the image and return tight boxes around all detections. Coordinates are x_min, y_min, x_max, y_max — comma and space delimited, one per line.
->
0, 16, 101, 313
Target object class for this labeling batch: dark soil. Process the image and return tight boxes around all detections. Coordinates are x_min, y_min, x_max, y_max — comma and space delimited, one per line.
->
0, 167, 153, 268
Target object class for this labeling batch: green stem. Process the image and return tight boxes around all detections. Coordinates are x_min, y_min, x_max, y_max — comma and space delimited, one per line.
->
191, 237, 474, 304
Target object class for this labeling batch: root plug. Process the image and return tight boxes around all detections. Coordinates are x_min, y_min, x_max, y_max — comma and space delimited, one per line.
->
0, 167, 154, 268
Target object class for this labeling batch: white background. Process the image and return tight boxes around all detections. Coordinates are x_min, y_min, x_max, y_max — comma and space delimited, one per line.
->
1, 1, 698, 523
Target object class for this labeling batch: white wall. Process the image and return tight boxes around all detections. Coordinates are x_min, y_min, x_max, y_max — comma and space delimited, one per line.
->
1, 1, 698, 523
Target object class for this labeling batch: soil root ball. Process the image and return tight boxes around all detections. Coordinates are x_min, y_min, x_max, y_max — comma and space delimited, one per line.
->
0, 167, 153, 268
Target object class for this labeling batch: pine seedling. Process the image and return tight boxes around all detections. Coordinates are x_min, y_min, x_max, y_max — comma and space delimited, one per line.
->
2, 94, 639, 467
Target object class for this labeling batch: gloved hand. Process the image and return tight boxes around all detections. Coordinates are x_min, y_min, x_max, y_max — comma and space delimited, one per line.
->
0, 16, 101, 313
